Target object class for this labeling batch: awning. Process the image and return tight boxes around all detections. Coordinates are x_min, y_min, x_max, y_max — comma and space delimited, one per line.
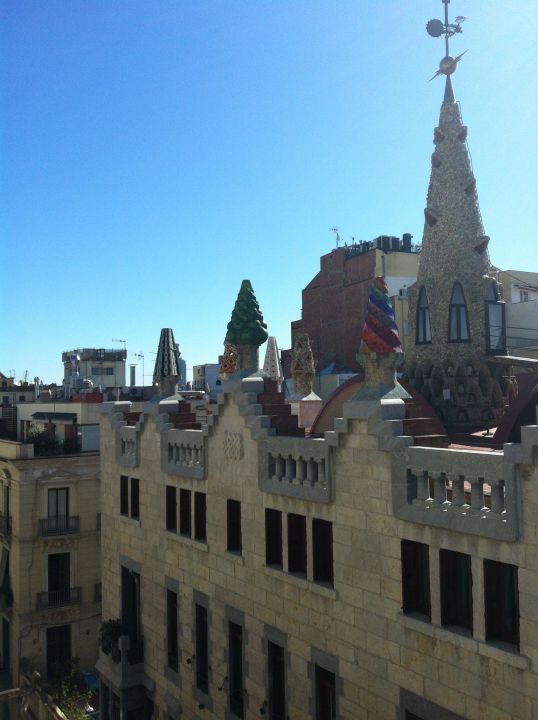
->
31, 412, 77, 421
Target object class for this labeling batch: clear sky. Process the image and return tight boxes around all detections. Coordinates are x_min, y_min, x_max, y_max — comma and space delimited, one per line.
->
2, 1, 537, 385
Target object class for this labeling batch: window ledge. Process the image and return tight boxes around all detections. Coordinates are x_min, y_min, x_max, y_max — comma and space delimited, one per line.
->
399, 613, 529, 669
166, 531, 208, 553
119, 515, 141, 528
264, 566, 337, 599
226, 551, 245, 565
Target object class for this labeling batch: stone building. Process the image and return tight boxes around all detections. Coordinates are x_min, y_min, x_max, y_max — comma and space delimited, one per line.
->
0, 437, 101, 685
96, 348, 538, 719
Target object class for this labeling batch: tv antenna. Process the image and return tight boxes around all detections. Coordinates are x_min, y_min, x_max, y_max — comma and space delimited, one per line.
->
330, 227, 341, 248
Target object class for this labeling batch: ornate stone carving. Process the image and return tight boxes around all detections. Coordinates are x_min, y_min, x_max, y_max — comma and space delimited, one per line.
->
223, 432, 243, 461
291, 334, 315, 398
219, 343, 238, 376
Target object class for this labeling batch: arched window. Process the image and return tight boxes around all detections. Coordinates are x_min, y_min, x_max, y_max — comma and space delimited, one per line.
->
416, 287, 432, 344
486, 282, 506, 354
448, 283, 470, 342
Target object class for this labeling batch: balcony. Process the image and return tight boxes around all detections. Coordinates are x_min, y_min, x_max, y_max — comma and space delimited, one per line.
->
0, 516, 12, 536
36, 586, 82, 610
38, 515, 80, 536
96, 634, 147, 690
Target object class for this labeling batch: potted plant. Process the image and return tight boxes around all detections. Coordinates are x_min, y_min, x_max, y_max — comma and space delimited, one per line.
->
99, 619, 123, 656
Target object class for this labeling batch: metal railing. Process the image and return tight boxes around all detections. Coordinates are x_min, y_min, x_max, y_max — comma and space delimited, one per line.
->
38, 515, 80, 536
36, 586, 82, 610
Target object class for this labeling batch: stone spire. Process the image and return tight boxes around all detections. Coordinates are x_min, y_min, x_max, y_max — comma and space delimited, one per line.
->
225, 280, 268, 374
263, 337, 284, 385
407, 73, 493, 371
153, 328, 181, 397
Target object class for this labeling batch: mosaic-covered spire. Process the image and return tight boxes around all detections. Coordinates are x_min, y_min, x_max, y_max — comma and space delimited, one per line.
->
361, 278, 402, 354
225, 280, 268, 373
153, 328, 181, 396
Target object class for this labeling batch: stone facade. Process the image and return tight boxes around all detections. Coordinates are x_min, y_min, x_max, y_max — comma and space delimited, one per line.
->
0, 440, 101, 684
97, 378, 538, 720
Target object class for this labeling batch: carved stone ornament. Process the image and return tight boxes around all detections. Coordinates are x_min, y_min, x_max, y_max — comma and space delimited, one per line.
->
219, 343, 238, 376
223, 432, 243, 461
291, 333, 315, 397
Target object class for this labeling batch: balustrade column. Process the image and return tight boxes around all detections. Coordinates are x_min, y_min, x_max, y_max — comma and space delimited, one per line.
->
273, 455, 285, 481
285, 457, 295, 483
318, 459, 326, 488
306, 459, 318, 486
432, 472, 448, 506
294, 457, 306, 485
470, 477, 488, 514
413, 470, 430, 505
489, 480, 505, 515
450, 474, 466, 509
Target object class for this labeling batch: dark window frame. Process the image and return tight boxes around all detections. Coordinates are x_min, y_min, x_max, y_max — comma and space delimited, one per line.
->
130, 478, 140, 520
228, 620, 245, 719
120, 475, 129, 516
448, 282, 471, 343
265, 509, 283, 568
312, 519, 333, 587
166, 486, 177, 532
194, 492, 207, 542
287, 513, 307, 577
195, 603, 209, 694
179, 488, 191, 537
227, 499, 242, 554
314, 665, 336, 720
484, 559, 519, 649
416, 286, 432, 344
440, 549, 473, 634
401, 540, 431, 620
166, 588, 179, 671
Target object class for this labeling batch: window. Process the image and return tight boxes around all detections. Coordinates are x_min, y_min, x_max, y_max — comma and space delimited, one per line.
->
195, 604, 209, 693
46, 625, 71, 681
19, 395, 25, 402
312, 519, 333, 586
48, 488, 69, 533
486, 282, 506, 354
227, 500, 242, 553
120, 476, 129, 516
179, 489, 191, 536
287, 514, 307, 576
166, 486, 177, 532
130, 478, 140, 520
401, 540, 431, 620
440, 549, 472, 633
106, 367, 114, 375
121, 566, 141, 647
484, 560, 519, 648
315, 665, 336, 720
267, 641, 286, 720
416, 286, 432, 344
520, 290, 529, 303
228, 621, 244, 718
265, 509, 283, 568
448, 283, 470, 342
48, 552, 71, 605
194, 492, 206, 541
166, 589, 178, 671
120, 476, 140, 520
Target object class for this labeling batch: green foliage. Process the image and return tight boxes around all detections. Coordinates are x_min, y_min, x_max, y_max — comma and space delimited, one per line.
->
99, 618, 123, 654
48, 657, 92, 720
225, 279, 268, 348
26, 424, 80, 456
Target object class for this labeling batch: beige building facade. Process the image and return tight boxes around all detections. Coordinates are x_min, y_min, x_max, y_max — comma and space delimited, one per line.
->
97, 375, 538, 720
0, 438, 101, 686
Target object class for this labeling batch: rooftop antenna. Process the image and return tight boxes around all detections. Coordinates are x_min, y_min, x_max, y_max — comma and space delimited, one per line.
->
426, 0, 468, 81
112, 338, 127, 354
134, 352, 145, 386
330, 227, 341, 248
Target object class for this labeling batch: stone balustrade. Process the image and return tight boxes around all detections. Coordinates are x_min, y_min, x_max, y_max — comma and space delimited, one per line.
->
393, 446, 519, 541
161, 428, 205, 479
115, 418, 142, 469
259, 437, 331, 502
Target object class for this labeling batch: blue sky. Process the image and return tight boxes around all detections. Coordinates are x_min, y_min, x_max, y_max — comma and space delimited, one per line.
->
2, 1, 537, 384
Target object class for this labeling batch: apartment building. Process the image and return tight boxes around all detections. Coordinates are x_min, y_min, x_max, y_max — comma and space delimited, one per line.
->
0, 437, 101, 685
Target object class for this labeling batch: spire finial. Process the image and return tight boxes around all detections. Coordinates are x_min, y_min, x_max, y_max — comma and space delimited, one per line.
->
426, 1, 468, 82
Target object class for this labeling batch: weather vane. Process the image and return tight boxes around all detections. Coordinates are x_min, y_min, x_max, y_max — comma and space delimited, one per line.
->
426, 0, 468, 81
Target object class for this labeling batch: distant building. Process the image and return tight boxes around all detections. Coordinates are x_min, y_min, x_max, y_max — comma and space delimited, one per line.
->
289, 235, 420, 377
496, 269, 538, 359
62, 348, 127, 390
192, 363, 220, 392
0, 436, 101, 686
0, 373, 14, 389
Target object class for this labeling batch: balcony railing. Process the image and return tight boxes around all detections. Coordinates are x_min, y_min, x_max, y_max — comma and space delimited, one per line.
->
38, 515, 80, 536
36, 586, 82, 610
0, 515, 12, 536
